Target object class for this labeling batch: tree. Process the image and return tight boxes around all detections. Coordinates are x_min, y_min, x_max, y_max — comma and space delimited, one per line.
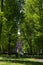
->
21, 0, 42, 54
0, 0, 3, 42
34, 0, 43, 54
3, 0, 24, 54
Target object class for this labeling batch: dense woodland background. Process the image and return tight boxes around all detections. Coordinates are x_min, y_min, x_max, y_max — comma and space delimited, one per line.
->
0, 0, 43, 55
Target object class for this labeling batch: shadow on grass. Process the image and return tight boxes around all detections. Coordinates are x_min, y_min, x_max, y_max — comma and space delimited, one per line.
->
0, 59, 43, 65
24, 61, 43, 65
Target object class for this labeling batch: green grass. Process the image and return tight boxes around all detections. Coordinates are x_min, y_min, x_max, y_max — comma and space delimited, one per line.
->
0, 56, 43, 65
0, 60, 43, 65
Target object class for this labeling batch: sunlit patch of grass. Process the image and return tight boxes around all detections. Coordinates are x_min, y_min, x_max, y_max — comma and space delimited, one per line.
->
0, 61, 43, 65
0, 61, 24, 65
0, 56, 43, 65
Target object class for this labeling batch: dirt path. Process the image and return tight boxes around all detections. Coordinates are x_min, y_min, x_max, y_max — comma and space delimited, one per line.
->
29, 58, 43, 62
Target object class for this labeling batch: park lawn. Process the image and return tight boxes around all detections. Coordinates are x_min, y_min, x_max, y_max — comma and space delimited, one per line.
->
0, 61, 43, 65
0, 56, 43, 65
0, 61, 24, 65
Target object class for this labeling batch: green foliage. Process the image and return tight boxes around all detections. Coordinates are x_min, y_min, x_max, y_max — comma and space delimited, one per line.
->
21, 0, 43, 54
0, 0, 43, 54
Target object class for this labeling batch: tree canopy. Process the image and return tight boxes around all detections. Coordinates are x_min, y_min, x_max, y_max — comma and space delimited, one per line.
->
0, 0, 43, 54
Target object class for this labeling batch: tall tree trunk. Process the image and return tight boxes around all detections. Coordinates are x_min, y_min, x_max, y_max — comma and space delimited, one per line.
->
1, 0, 3, 11
0, 0, 3, 41
29, 38, 32, 55
8, 33, 11, 55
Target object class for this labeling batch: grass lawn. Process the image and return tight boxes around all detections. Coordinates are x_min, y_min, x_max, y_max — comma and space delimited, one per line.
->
0, 55, 43, 65
0, 60, 43, 65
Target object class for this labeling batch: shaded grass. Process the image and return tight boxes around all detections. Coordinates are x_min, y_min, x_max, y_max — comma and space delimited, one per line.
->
0, 60, 43, 65
0, 56, 43, 65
